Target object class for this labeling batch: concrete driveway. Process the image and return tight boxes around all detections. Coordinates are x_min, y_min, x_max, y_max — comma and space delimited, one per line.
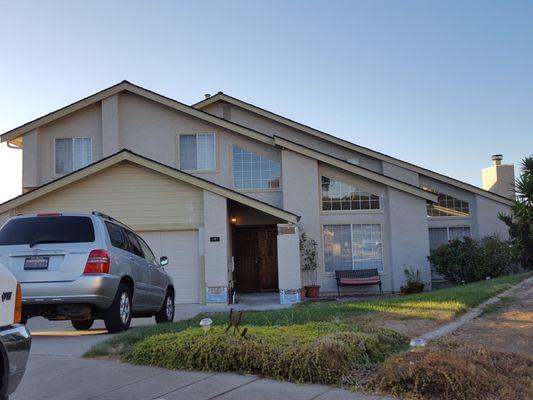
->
12, 316, 391, 400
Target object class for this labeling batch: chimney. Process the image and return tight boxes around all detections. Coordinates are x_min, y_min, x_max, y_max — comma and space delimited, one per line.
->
482, 154, 515, 199
204, 94, 211, 99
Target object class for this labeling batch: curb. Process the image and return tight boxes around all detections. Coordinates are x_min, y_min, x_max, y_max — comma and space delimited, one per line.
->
414, 276, 533, 343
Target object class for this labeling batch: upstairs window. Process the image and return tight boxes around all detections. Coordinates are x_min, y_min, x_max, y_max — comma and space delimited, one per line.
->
55, 137, 92, 174
427, 193, 470, 217
232, 145, 281, 190
321, 176, 380, 211
179, 133, 216, 171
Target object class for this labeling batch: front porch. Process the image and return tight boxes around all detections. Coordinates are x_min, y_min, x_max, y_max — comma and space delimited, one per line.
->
201, 194, 301, 305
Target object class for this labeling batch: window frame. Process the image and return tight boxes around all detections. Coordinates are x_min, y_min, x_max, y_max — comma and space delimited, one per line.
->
427, 193, 470, 218
320, 176, 382, 214
428, 225, 471, 250
177, 132, 217, 172
322, 223, 384, 274
54, 137, 93, 176
231, 144, 282, 192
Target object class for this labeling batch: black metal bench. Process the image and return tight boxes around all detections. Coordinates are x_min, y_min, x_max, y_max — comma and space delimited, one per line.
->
335, 269, 382, 296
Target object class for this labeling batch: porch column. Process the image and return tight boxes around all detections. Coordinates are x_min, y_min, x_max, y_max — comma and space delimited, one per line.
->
277, 223, 301, 304
202, 191, 229, 304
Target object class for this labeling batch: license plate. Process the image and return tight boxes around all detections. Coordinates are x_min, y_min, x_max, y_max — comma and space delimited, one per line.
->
24, 257, 50, 270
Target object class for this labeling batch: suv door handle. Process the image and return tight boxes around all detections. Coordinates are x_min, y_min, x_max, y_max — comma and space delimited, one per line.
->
128, 256, 135, 261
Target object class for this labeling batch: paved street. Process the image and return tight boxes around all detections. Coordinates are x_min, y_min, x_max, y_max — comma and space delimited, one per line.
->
13, 316, 391, 400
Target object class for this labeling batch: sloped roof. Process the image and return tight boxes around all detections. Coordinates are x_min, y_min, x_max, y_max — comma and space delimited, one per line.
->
274, 136, 437, 202
0, 149, 299, 223
0, 81, 274, 146
194, 92, 513, 206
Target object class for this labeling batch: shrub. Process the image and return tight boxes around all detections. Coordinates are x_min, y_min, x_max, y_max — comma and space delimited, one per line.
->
428, 236, 518, 284
371, 345, 533, 400
126, 322, 408, 386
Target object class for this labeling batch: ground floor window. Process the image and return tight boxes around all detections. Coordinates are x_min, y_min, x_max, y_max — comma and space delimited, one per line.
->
323, 224, 383, 272
428, 226, 471, 250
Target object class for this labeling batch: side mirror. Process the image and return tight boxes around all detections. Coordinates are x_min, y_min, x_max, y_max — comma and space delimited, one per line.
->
160, 256, 169, 267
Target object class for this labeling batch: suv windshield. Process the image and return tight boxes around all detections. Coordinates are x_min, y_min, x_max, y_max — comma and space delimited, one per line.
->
0, 216, 95, 246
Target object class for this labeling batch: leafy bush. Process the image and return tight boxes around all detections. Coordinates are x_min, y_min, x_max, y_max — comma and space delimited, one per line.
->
127, 322, 408, 386
371, 345, 533, 400
428, 236, 518, 284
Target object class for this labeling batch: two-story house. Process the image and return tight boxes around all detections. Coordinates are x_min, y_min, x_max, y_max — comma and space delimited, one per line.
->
0, 81, 513, 304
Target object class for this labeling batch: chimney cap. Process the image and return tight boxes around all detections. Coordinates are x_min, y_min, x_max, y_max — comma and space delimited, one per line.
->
491, 154, 503, 161
204, 93, 211, 99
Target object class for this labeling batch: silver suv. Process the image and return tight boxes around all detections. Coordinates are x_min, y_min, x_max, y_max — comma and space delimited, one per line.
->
0, 212, 175, 333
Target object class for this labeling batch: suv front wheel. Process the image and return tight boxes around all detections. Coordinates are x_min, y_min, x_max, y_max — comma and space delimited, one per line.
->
104, 283, 132, 333
155, 289, 174, 323
71, 319, 94, 330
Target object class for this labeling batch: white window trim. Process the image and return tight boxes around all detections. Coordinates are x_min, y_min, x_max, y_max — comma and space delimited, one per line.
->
320, 175, 383, 214
177, 132, 217, 173
231, 144, 282, 192
53, 137, 93, 176
322, 223, 385, 275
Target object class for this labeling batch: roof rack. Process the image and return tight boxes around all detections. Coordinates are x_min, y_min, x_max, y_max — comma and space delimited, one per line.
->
91, 211, 133, 231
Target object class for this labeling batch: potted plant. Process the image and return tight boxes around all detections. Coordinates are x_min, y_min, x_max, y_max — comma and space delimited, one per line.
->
401, 267, 425, 294
300, 232, 320, 298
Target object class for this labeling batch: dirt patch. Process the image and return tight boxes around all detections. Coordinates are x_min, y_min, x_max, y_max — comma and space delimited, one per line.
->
371, 344, 533, 400
448, 279, 533, 357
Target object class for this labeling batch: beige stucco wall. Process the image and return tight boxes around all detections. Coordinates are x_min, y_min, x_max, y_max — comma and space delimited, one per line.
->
119, 93, 283, 208
10, 161, 203, 231
34, 103, 103, 186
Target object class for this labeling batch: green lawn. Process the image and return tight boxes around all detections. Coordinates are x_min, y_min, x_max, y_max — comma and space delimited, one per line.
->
86, 273, 530, 359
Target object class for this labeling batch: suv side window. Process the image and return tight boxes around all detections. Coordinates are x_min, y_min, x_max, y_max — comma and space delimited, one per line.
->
137, 236, 157, 265
124, 230, 144, 258
105, 222, 127, 251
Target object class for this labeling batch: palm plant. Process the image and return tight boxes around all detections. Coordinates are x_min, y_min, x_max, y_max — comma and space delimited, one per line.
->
498, 155, 533, 269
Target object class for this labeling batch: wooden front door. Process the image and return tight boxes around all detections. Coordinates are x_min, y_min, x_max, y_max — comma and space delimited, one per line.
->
234, 226, 278, 292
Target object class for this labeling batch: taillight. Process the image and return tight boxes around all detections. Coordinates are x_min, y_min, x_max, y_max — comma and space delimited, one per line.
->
37, 213, 62, 217
14, 283, 22, 324
84, 249, 110, 274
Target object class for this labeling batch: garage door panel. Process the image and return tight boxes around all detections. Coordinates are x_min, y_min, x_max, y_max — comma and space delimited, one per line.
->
139, 230, 199, 304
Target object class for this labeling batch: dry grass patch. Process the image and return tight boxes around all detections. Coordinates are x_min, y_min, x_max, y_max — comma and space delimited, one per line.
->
371, 343, 533, 400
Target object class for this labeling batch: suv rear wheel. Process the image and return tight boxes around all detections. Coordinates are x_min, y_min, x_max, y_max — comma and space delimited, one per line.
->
155, 289, 174, 324
71, 319, 94, 330
104, 283, 132, 333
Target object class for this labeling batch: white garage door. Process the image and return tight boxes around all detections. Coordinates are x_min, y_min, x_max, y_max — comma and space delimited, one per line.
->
139, 230, 199, 304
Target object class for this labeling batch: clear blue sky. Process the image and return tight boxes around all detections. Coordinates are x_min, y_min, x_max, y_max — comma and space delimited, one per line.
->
1, 0, 532, 202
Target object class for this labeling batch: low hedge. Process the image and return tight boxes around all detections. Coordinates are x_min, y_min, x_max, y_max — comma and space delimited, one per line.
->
428, 236, 518, 284
127, 322, 408, 386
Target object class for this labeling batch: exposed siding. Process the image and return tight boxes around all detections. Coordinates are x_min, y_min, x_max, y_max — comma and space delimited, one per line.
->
14, 161, 203, 229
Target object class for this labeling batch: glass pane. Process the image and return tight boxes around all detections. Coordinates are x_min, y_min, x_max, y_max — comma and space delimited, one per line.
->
179, 135, 197, 170
232, 145, 281, 190
73, 138, 92, 170
352, 223, 383, 272
427, 193, 470, 217
428, 228, 449, 250
197, 134, 216, 170
55, 138, 73, 174
323, 225, 352, 272
0, 216, 95, 245
321, 176, 380, 211
449, 226, 471, 241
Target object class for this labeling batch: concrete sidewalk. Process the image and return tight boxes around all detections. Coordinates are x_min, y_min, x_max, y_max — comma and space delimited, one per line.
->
13, 317, 392, 400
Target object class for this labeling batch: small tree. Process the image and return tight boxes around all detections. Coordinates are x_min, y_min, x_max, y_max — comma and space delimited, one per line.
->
300, 232, 318, 286
498, 155, 533, 270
